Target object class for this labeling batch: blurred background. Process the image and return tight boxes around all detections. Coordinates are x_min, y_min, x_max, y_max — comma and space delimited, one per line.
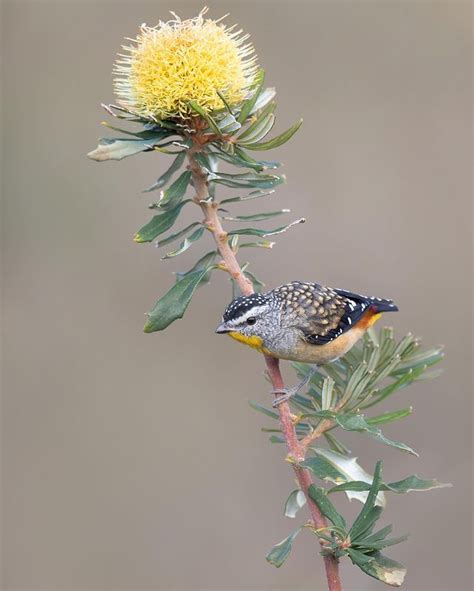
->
1, 1, 472, 590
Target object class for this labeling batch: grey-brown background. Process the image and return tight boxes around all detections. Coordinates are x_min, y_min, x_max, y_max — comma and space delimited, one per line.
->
1, 1, 472, 590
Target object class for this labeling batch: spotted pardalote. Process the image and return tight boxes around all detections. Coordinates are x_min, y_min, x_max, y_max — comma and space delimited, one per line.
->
215, 281, 398, 365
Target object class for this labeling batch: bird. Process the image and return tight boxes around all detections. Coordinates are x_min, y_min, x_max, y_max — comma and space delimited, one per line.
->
215, 281, 398, 406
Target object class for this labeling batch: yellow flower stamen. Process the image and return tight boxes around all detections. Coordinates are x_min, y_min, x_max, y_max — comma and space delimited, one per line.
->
113, 7, 258, 120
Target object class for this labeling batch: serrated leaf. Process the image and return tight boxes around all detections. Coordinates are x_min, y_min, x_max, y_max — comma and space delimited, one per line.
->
352, 551, 406, 587
158, 170, 192, 209
307, 486, 346, 531
284, 489, 307, 519
223, 210, 289, 222
304, 448, 386, 507
134, 201, 189, 243
228, 218, 305, 238
161, 226, 205, 259
144, 152, 186, 192
144, 267, 211, 333
238, 69, 265, 124
87, 137, 161, 161
243, 119, 303, 151
329, 474, 451, 496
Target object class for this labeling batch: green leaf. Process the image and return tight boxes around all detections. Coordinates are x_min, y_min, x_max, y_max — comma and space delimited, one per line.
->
352, 551, 406, 587
161, 226, 205, 259
175, 251, 217, 285
307, 486, 346, 531
220, 189, 276, 205
144, 267, 211, 333
248, 400, 280, 420
209, 171, 285, 189
144, 152, 186, 192
155, 222, 202, 248
188, 101, 222, 136
366, 408, 413, 425
266, 529, 301, 568
215, 89, 234, 115
237, 69, 265, 124
304, 448, 386, 507
384, 475, 452, 494
223, 210, 290, 222
329, 474, 451, 496
349, 461, 383, 541
243, 119, 303, 151
284, 489, 307, 519
238, 111, 276, 146
228, 218, 305, 238
134, 201, 189, 243
87, 137, 162, 161
217, 112, 241, 133
317, 412, 418, 456
244, 270, 265, 292
158, 170, 192, 209
239, 240, 275, 250
249, 87, 276, 115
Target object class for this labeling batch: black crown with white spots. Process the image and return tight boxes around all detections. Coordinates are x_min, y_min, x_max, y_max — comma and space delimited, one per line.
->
223, 293, 268, 322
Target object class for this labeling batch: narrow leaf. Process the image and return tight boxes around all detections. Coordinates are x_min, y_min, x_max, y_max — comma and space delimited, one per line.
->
243, 119, 303, 151
349, 462, 383, 540
308, 486, 347, 531
155, 222, 201, 248
223, 210, 290, 222
144, 268, 210, 333
188, 101, 222, 136
158, 170, 192, 209
366, 408, 413, 425
228, 218, 305, 238
134, 201, 189, 243
88, 137, 157, 161
144, 152, 186, 192
237, 69, 265, 124
265, 528, 301, 568
161, 226, 205, 259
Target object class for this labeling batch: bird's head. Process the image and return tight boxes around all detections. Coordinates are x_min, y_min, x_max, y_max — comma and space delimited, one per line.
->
215, 293, 273, 350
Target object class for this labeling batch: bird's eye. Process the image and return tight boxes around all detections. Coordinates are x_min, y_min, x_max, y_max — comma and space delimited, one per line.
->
247, 317, 257, 325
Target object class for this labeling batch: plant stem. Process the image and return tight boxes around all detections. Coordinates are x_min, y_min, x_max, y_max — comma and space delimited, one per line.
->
188, 149, 343, 591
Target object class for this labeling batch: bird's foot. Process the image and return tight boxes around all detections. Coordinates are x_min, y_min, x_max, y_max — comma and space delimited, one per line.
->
271, 366, 317, 408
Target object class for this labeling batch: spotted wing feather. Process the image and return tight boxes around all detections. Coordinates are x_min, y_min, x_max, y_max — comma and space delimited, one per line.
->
273, 282, 398, 346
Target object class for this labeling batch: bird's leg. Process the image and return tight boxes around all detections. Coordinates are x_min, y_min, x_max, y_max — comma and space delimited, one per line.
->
272, 366, 318, 407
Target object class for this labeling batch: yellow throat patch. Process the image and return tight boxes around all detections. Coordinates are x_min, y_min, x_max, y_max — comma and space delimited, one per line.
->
228, 331, 266, 352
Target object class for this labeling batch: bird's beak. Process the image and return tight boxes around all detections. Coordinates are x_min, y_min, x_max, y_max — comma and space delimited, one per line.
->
215, 322, 230, 334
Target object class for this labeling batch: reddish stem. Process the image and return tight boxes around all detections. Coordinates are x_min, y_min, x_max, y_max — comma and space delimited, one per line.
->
188, 150, 343, 591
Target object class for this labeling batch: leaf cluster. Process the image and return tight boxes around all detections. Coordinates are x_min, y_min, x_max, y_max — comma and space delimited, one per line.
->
255, 328, 448, 585
88, 70, 304, 332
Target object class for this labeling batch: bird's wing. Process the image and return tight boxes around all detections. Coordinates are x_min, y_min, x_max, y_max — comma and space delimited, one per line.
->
277, 283, 396, 346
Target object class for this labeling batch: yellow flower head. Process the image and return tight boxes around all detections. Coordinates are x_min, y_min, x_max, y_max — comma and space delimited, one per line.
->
113, 8, 258, 120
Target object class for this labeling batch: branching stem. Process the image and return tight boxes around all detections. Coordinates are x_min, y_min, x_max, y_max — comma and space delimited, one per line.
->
188, 148, 343, 591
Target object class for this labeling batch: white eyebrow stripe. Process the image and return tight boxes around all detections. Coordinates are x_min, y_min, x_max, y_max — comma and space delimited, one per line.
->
227, 305, 268, 326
